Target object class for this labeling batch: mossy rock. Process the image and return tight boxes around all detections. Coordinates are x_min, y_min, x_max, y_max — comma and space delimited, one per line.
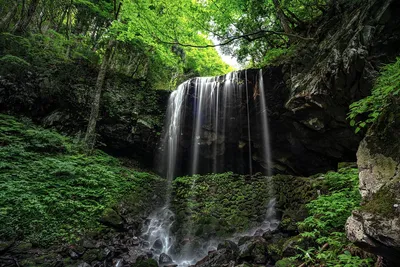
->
99, 208, 123, 228
275, 258, 298, 267
361, 184, 399, 218
266, 237, 289, 262
20, 252, 59, 267
281, 236, 311, 258
82, 248, 103, 263
132, 259, 158, 267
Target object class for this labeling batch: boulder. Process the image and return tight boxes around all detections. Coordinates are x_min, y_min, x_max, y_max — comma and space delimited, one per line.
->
238, 236, 268, 264
99, 208, 124, 229
346, 97, 400, 265
194, 245, 238, 267
159, 253, 173, 265
217, 240, 239, 252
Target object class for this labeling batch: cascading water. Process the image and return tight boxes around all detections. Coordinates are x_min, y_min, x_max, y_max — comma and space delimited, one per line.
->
142, 70, 275, 266
140, 82, 188, 262
258, 69, 273, 176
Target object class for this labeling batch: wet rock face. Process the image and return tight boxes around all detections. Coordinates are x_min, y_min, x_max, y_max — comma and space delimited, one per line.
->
271, 0, 400, 175
346, 97, 400, 265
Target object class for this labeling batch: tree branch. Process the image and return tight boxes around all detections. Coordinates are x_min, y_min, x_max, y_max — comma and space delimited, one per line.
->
154, 30, 313, 48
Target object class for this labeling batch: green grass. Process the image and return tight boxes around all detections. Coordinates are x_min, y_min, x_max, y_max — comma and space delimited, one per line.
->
0, 114, 163, 247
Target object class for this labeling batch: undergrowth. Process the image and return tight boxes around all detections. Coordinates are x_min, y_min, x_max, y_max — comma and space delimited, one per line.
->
283, 167, 373, 266
348, 57, 400, 133
0, 114, 162, 247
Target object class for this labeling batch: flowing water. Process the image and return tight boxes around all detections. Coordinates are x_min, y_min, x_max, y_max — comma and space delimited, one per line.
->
142, 70, 275, 266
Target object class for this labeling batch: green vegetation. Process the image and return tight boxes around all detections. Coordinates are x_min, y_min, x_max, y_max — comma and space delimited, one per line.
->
361, 186, 397, 217
0, 0, 232, 89
0, 114, 163, 247
195, 0, 327, 65
283, 167, 373, 266
349, 58, 400, 133
172, 173, 274, 238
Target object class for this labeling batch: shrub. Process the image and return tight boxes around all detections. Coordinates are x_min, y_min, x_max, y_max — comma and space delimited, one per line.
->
288, 167, 373, 266
348, 58, 400, 133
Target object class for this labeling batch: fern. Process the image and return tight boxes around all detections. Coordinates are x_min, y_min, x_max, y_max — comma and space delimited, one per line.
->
348, 58, 400, 132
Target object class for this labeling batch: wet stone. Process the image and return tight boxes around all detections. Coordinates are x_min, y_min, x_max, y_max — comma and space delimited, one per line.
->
159, 253, 173, 265
153, 239, 163, 250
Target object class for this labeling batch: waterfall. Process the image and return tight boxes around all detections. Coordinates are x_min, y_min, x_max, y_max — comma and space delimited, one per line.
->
258, 69, 273, 176
142, 70, 274, 266
140, 82, 188, 261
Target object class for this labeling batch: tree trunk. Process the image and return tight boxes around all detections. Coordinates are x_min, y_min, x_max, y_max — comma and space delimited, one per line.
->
55, 6, 68, 32
13, 0, 40, 34
0, 1, 19, 31
272, 0, 292, 41
84, 39, 115, 150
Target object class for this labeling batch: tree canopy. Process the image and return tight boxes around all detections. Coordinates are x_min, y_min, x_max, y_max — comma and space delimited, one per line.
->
0, 0, 338, 83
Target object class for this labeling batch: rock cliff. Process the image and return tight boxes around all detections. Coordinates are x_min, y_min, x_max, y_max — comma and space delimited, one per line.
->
346, 96, 400, 266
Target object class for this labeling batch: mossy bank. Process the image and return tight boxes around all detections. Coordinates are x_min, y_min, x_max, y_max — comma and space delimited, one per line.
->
0, 114, 166, 266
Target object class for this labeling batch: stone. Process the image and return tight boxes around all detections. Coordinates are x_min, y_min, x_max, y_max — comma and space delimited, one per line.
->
238, 236, 268, 264
346, 96, 400, 265
159, 253, 173, 265
253, 229, 264, 236
132, 258, 158, 267
82, 248, 103, 263
153, 239, 163, 250
99, 208, 124, 229
194, 248, 237, 267
69, 250, 80, 259
82, 240, 96, 249
113, 258, 124, 267
238, 236, 252, 246
217, 240, 239, 252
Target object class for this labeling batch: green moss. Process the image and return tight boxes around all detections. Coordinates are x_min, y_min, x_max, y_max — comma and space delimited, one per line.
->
171, 173, 274, 241
267, 243, 284, 262
361, 186, 397, 217
275, 258, 297, 267
100, 208, 123, 228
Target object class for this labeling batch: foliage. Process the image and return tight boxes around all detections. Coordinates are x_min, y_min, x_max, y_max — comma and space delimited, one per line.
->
0, 114, 163, 247
286, 167, 373, 266
348, 58, 400, 133
0, 0, 233, 91
0, 55, 31, 75
191, 0, 328, 65
0, 0, 337, 86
